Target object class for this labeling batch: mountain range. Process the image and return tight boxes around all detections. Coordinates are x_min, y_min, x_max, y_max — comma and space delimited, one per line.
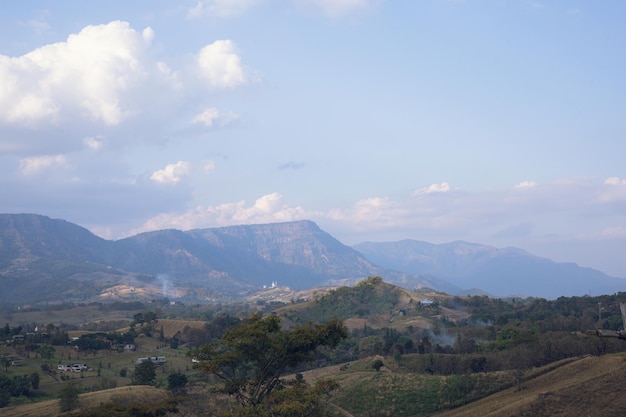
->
1, 213, 625, 304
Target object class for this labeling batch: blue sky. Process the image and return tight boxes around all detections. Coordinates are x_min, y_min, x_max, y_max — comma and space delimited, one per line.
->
2, 0, 626, 279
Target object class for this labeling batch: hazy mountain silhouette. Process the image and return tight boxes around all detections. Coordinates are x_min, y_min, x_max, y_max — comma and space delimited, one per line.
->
353, 240, 626, 299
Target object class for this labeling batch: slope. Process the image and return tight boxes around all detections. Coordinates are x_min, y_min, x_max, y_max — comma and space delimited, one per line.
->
433, 353, 626, 417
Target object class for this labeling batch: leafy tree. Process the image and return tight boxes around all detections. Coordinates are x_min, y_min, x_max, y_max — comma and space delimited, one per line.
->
37, 344, 55, 360
194, 313, 347, 408
372, 359, 384, 372
167, 372, 188, 394
132, 360, 156, 385
59, 383, 80, 412
252, 377, 340, 417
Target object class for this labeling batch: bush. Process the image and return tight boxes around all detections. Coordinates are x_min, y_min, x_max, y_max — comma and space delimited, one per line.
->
59, 383, 80, 412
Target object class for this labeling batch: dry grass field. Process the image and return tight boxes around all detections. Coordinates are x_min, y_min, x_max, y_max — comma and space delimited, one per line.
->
1, 385, 170, 417
0, 305, 137, 328
433, 353, 626, 417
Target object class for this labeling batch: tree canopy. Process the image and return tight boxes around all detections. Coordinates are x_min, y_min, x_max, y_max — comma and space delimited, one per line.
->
132, 360, 156, 386
194, 313, 347, 408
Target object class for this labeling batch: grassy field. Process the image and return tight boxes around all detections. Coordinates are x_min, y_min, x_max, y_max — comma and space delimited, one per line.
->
1, 385, 169, 417
0, 304, 139, 328
290, 353, 626, 417
0, 329, 202, 412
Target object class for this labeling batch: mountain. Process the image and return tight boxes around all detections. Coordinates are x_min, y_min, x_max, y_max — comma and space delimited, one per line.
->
352, 239, 626, 299
0, 214, 451, 304
3, 213, 622, 304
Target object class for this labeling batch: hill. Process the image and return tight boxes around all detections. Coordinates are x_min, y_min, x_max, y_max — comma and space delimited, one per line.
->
353, 239, 626, 299
433, 353, 626, 417
273, 276, 450, 332
1, 386, 169, 417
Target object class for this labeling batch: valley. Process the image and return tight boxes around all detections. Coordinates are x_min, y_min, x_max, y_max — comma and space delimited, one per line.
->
1, 277, 626, 416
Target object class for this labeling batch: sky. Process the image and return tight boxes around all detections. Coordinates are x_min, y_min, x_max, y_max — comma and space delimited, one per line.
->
1, 0, 626, 278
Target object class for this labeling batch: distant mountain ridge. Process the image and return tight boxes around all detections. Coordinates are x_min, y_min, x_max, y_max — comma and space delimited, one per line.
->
1, 213, 624, 304
0, 214, 452, 304
352, 240, 626, 299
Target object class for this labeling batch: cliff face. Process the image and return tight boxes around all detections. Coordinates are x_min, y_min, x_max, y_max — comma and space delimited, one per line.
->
0, 215, 432, 304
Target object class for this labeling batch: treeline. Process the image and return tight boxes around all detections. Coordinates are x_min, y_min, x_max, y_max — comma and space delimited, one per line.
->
0, 374, 39, 407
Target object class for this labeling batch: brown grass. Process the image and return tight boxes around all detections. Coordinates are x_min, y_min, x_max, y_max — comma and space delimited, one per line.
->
434, 353, 626, 417
1, 385, 169, 417
154, 319, 208, 339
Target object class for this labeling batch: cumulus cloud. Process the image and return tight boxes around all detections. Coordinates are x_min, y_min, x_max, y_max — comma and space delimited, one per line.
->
515, 180, 537, 188
187, 0, 259, 18
0, 21, 152, 127
0, 21, 250, 156
134, 192, 308, 233
19, 155, 67, 175
197, 40, 247, 89
150, 161, 192, 184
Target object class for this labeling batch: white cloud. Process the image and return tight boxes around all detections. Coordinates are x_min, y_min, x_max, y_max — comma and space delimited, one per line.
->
142, 27, 155, 43
0, 21, 152, 127
192, 107, 240, 127
150, 161, 192, 184
19, 154, 67, 175
192, 108, 219, 126
197, 40, 247, 89
597, 177, 626, 203
203, 160, 216, 172
515, 180, 537, 189
0, 21, 252, 157
134, 192, 308, 233
578, 226, 626, 241
83, 136, 104, 151
187, 0, 259, 19
413, 182, 451, 196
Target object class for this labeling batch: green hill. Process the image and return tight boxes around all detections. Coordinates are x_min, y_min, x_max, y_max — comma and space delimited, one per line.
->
274, 276, 444, 328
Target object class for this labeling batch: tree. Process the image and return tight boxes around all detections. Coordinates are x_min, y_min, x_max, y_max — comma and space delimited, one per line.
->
59, 383, 80, 412
0, 357, 10, 373
167, 372, 188, 394
132, 360, 156, 385
30, 372, 40, 390
37, 344, 55, 360
194, 313, 347, 408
